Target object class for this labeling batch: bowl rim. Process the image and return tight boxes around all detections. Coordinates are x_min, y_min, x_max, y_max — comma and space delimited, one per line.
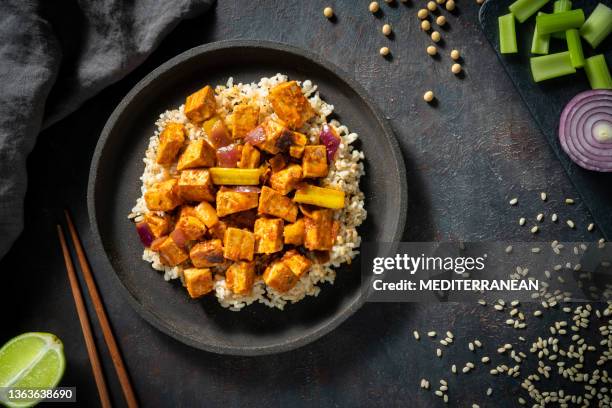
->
87, 39, 408, 355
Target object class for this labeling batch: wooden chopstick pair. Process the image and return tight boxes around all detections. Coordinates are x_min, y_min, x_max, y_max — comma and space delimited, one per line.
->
57, 210, 139, 408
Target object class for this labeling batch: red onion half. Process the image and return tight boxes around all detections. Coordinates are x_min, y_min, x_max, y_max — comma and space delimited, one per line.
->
319, 124, 341, 162
559, 90, 612, 172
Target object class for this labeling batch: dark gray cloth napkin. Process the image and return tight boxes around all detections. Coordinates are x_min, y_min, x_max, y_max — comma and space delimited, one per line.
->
0, 0, 213, 259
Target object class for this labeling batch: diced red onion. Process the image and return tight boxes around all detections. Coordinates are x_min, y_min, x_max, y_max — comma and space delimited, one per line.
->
559, 90, 612, 172
319, 124, 341, 162
245, 126, 266, 146
216, 144, 242, 168
219, 185, 261, 193
136, 221, 154, 247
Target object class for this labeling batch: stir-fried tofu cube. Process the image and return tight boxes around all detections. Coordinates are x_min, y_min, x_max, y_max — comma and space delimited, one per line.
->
268, 81, 315, 129
216, 190, 259, 217
156, 123, 185, 165
183, 268, 213, 298
258, 119, 289, 154
194, 201, 219, 228
190, 239, 225, 267
258, 186, 297, 222
254, 218, 284, 254
203, 116, 231, 148
238, 142, 261, 169
175, 215, 206, 241
225, 262, 255, 295
144, 179, 183, 212
177, 169, 215, 202
223, 227, 255, 261
282, 249, 312, 278
143, 213, 171, 238
185, 85, 217, 123
232, 103, 260, 139
289, 145, 305, 159
304, 209, 336, 251
283, 218, 305, 246
157, 235, 189, 266
177, 139, 216, 170
270, 164, 302, 195
302, 145, 328, 178
208, 220, 227, 240
263, 261, 298, 293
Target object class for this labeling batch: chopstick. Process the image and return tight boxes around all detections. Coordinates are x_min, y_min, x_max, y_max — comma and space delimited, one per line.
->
64, 210, 139, 408
57, 225, 112, 408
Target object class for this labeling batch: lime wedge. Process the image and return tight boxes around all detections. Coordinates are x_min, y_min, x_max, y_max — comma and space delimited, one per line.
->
0, 333, 65, 408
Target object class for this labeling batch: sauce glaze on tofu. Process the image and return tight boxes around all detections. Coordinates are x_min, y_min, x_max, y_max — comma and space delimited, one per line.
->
135, 79, 348, 299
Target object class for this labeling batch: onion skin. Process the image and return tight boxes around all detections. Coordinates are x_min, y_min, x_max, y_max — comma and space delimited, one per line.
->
559, 89, 612, 172
319, 124, 341, 162
136, 221, 155, 247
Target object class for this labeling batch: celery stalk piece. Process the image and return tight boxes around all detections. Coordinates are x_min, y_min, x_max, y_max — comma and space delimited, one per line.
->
536, 9, 585, 35
530, 51, 576, 82
499, 13, 518, 54
209, 168, 262, 185
566, 29, 585, 68
584, 55, 612, 90
551, 0, 572, 39
293, 185, 346, 209
509, 0, 549, 23
580, 3, 612, 49
531, 12, 551, 54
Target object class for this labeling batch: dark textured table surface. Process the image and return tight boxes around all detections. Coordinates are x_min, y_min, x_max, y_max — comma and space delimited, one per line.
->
0, 1, 606, 407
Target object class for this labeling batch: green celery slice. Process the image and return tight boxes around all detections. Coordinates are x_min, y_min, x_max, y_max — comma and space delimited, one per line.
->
580, 3, 612, 49
551, 0, 572, 39
566, 29, 585, 68
584, 55, 612, 89
509, 0, 549, 23
499, 13, 518, 54
530, 51, 576, 82
536, 9, 585, 35
532, 12, 551, 54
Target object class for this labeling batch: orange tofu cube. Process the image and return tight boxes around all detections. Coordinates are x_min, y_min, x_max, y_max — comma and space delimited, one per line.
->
225, 261, 256, 295
208, 220, 227, 240
185, 85, 217, 123
254, 218, 284, 254
223, 227, 255, 261
268, 81, 315, 129
144, 179, 183, 212
177, 139, 216, 170
263, 261, 298, 293
190, 239, 225, 267
203, 116, 231, 148
258, 118, 289, 154
270, 164, 302, 195
238, 142, 261, 169
258, 186, 297, 222
156, 122, 185, 165
175, 215, 206, 241
283, 218, 305, 246
302, 145, 328, 178
177, 169, 215, 202
183, 268, 213, 298
157, 235, 189, 266
282, 249, 312, 278
143, 213, 172, 238
289, 145, 305, 159
304, 209, 335, 251
216, 190, 259, 218
232, 103, 260, 139
194, 201, 219, 228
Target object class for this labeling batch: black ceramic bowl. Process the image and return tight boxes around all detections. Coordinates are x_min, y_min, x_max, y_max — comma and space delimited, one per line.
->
88, 40, 407, 355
